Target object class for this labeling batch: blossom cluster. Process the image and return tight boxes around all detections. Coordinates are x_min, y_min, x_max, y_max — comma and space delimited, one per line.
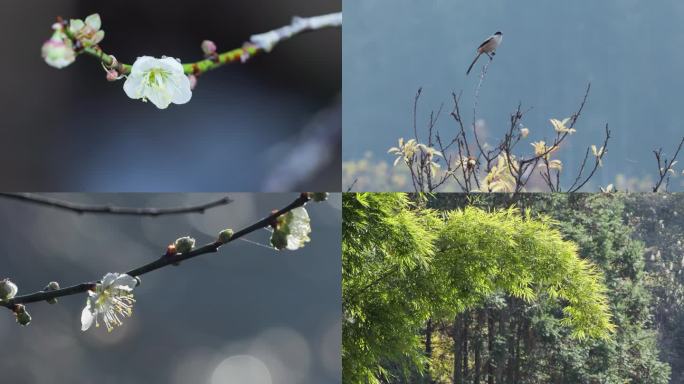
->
41, 13, 192, 109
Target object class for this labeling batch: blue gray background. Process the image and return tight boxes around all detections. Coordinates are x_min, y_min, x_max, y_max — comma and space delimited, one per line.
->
343, 0, 684, 191
0, 193, 341, 384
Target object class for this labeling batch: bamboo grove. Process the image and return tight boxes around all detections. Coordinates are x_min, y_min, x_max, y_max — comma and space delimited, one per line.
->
342, 193, 684, 383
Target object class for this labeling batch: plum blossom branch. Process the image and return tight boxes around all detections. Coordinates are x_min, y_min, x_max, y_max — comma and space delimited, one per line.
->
0, 193, 232, 216
42, 12, 341, 109
47, 12, 341, 76
0, 193, 328, 330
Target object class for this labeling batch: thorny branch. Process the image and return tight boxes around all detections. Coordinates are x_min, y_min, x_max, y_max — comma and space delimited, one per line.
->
0, 193, 232, 216
0, 193, 313, 310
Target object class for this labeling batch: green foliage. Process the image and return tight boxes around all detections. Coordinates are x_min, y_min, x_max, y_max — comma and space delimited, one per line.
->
530, 194, 671, 383
431, 193, 672, 383
342, 193, 615, 383
623, 193, 684, 382
436, 205, 614, 340
343, 193, 443, 383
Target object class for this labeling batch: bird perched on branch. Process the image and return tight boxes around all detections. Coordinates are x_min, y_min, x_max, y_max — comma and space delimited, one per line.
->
466, 31, 502, 75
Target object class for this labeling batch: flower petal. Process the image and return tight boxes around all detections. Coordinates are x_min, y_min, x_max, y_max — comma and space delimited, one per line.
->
69, 19, 84, 34
169, 75, 192, 105
145, 86, 173, 109
85, 14, 101, 30
159, 56, 184, 73
92, 30, 105, 45
123, 73, 145, 99
101, 273, 118, 288
131, 56, 157, 73
114, 274, 137, 290
81, 305, 94, 331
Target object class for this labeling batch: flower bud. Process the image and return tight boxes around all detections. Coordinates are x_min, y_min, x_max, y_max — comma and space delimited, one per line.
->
14, 305, 31, 326
44, 281, 60, 304
174, 236, 196, 254
41, 31, 76, 69
308, 192, 329, 202
188, 74, 198, 90
201, 40, 217, 56
218, 229, 234, 244
520, 127, 529, 138
0, 279, 18, 301
105, 68, 120, 81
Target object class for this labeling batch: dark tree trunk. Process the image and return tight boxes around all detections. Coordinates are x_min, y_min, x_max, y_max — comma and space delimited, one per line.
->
425, 318, 434, 384
505, 298, 517, 384
487, 308, 495, 384
474, 309, 485, 384
496, 306, 507, 384
454, 314, 463, 384
513, 310, 523, 384
463, 312, 470, 380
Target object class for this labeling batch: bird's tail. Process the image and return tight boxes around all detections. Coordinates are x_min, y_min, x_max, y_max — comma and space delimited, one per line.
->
466, 53, 482, 75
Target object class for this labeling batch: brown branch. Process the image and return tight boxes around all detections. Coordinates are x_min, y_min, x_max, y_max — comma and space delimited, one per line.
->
0, 193, 311, 309
413, 87, 422, 142
567, 124, 611, 192
653, 136, 684, 192
0, 193, 232, 216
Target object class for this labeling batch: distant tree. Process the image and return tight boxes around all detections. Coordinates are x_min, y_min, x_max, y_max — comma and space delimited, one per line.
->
624, 194, 684, 382
427, 193, 671, 383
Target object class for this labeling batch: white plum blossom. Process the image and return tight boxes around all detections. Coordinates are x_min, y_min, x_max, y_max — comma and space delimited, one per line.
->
69, 14, 105, 47
41, 26, 76, 69
81, 273, 137, 332
270, 207, 311, 251
123, 56, 192, 109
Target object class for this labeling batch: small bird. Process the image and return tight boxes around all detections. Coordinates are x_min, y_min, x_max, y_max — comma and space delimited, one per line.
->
466, 31, 503, 75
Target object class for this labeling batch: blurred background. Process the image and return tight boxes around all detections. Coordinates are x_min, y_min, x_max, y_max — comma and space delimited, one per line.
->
343, 0, 684, 191
0, 193, 341, 384
0, 1, 340, 191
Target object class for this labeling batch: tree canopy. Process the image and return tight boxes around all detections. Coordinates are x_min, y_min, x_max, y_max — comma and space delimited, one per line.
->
342, 193, 615, 383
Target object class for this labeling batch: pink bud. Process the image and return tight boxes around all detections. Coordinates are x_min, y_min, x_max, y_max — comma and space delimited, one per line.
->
105, 69, 119, 81
188, 74, 198, 90
201, 40, 217, 55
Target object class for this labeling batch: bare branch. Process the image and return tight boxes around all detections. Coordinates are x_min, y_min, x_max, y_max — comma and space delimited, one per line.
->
653, 136, 684, 192
567, 124, 611, 192
346, 178, 359, 192
0, 193, 312, 310
0, 193, 232, 216
413, 87, 422, 142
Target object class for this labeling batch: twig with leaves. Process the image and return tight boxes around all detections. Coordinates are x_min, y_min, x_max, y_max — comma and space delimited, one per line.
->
0, 192, 328, 332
